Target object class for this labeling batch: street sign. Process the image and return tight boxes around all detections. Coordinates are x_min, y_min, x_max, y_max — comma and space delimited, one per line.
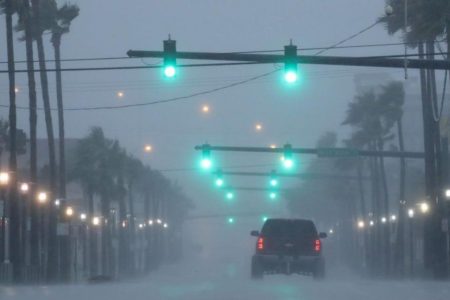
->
316, 147, 359, 158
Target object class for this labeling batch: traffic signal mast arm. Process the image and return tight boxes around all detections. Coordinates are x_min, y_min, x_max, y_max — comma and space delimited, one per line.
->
212, 171, 369, 181
194, 145, 425, 159
128, 50, 450, 70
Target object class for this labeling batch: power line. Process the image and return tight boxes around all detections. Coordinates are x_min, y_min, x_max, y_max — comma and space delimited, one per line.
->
0, 68, 280, 111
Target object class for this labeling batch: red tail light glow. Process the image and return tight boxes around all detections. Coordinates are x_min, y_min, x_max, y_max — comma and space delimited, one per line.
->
257, 237, 264, 251
314, 239, 321, 252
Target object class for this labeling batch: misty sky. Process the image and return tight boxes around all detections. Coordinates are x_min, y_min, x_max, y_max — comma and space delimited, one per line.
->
0, 0, 424, 215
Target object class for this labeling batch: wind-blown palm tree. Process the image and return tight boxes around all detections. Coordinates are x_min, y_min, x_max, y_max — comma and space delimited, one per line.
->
379, 0, 450, 277
1, 0, 20, 281
29, 0, 58, 280
14, 0, 41, 270
378, 81, 406, 275
51, 3, 79, 199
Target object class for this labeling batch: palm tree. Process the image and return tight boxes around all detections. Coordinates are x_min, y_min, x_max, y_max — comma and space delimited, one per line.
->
51, 3, 79, 199
379, 0, 450, 277
69, 127, 109, 276
1, 0, 21, 281
13, 0, 41, 269
343, 89, 397, 275
29, 0, 58, 280
378, 81, 406, 275
123, 156, 144, 274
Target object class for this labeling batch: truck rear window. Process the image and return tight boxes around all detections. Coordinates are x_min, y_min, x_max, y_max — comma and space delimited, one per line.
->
261, 219, 318, 239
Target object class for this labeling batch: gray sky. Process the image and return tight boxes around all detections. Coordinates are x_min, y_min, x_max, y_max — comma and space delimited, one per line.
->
1, 0, 420, 215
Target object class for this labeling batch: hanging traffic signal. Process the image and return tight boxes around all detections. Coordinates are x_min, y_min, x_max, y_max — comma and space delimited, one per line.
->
269, 170, 278, 187
163, 38, 177, 78
284, 42, 298, 84
215, 170, 224, 187
225, 190, 235, 200
269, 191, 277, 200
200, 144, 213, 170
281, 144, 294, 170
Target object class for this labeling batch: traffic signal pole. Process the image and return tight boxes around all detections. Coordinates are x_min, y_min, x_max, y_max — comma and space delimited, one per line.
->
194, 145, 425, 159
127, 50, 450, 71
213, 171, 369, 181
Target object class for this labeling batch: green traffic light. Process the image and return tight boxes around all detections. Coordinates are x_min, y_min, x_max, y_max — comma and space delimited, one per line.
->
270, 178, 278, 187
284, 70, 298, 83
282, 157, 294, 169
200, 145, 213, 171
227, 217, 235, 224
200, 158, 212, 170
164, 65, 176, 78
215, 178, 224, 187
281, 144, 294, 170
226, 191, 234, 200
269, 192, 277, 200
262, 216, 268, 222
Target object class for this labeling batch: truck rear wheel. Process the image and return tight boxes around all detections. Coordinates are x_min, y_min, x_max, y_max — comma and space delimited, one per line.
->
312, 259, 325, 280
251, 256, 264, 279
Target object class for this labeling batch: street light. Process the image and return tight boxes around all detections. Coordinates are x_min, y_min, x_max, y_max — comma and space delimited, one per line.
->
329, 229, 334, 234
202, 105, 210, 113
144, 144, 153, 153
19, 182, 29, 193
369, 220, 375, 227
255, 123, 263, 132
65, 206, 74, 217
408, 208, 415, 218
92, 216, 100, 226
116, 91, 124, 98
54, 199, 61, 207
381, 217, 387, 224
156, 218, 162, 224
80, 213, 87, 221
419, 202, 429, 214
0, 172, 10, 186
390, 214, 397, 222
163, 223, 168, 228
445, 189, 450, 199
357, 220, 365, 229
37, 191, 48, 204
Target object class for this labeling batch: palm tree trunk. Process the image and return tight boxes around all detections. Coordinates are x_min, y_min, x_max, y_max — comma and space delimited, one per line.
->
117, 183, 128, 276
52, 34, 66, 199
100, 194, 111, 276
127, 182, 136, 274
5, 0, 20, 281
31, 0, 58, 281
87, 189, 97, 276
356, 159, 366, 217
395, 119, 406, 276
377, 138, 391, 276
22, 0, 39, 271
